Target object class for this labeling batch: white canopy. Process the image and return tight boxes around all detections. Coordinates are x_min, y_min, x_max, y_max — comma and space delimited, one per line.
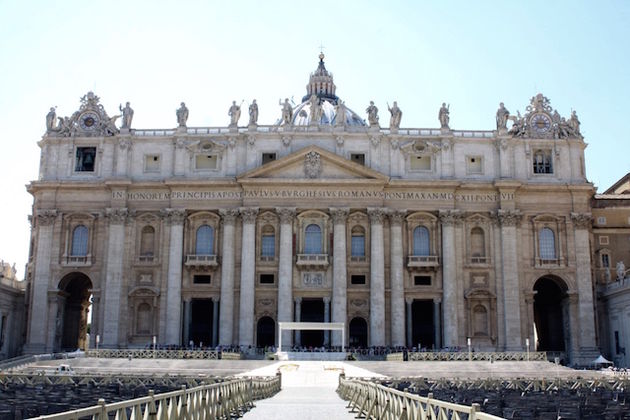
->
592, 355, 613, 365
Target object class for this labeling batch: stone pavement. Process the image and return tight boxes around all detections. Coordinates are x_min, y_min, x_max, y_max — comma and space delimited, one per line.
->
239, 361, 383, 420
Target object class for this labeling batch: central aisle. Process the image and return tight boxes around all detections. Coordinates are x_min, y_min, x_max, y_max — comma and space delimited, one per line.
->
239, 361, 383, 420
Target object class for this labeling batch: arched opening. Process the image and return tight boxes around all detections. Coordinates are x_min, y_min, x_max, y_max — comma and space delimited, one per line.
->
256, 316, 275, 348
411, 300, 435, 349
349, 317, 368, 348
57, 273, 92, 351
304, 224, 322, 254
413, 226, 430, 256
71, 225, 89, 256
195, 225, 214, 255
533, 277, 568, 351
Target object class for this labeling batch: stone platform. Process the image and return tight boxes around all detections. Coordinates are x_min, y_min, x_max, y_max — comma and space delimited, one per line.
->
275, 351, 347, 361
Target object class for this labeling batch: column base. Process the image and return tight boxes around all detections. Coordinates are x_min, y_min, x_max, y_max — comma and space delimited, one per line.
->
571, 347, 602, 366
22, 343, 48, 355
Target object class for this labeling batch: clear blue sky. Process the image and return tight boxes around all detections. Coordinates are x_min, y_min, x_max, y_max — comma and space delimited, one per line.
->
1, 0, 628, 275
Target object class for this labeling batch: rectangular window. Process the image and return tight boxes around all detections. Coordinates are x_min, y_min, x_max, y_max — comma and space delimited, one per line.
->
410, 155, 431, 171
599, 236, 609, 245
351, 235, 365, 257
414, 275, 431, 286
75, 147, 96, 172
195, 154, 217, 170
351, 275, 366, 285
144, 155, 160, 172
260, 274, 275, 284
262, 153, 277, 164
193, 275, 211, 284
602, 254, 610, 268
350, 153, 365, 165
466, 156, 483, 174
261, 235, 275, 257
533, 150, 553, 174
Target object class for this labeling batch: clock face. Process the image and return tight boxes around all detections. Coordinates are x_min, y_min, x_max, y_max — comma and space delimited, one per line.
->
79, 111, 100, 131
530, 113, 551, 135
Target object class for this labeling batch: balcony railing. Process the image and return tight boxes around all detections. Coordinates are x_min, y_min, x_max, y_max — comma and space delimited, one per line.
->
296, 254, 329, 267
469, 256, 489, 264
61, 255, 93, 267
535, 257, 564, 267
185, 254, 218, 267
350, 255, 367, 263
260, 255, 276, 263
407, 255, 440, 268
138, 255, 156, 263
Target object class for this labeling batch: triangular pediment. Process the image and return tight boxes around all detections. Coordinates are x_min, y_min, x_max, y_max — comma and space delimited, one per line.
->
237, 146, 389, 183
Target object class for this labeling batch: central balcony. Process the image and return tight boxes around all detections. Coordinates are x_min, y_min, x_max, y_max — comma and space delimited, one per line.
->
185, 254, 219, 269
296, 253, 329, 268
61, 255, 94, 267
407, 255, 440, 268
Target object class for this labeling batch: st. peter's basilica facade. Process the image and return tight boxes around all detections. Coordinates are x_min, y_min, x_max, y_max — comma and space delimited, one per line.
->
24, 55, 598, 363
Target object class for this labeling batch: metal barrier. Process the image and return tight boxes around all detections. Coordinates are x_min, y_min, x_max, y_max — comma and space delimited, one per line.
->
86, 349, 220, 359
406, 351, 547, 362
27, 375, 281, 420
338, 376, 504, 420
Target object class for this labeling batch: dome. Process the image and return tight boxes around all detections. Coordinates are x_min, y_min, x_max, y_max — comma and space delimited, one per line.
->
291, 99, 365, 126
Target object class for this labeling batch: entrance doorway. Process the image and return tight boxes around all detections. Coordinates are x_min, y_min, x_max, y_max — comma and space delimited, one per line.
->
349, 317, 368, 348
58, 273, 92, 351
300, 299, 324, 347
189, 299, 215, 346
257, 316, 275, 347
411, 300, 434, 349
533, 277, 567, 351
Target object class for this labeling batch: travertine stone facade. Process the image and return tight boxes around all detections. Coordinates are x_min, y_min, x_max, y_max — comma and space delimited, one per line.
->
0, 261, 25, 359
25, 56, 598, 364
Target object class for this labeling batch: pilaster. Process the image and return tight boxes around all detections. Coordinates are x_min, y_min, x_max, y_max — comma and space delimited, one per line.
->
439, 209, 462, 347
219, 209, 238, 345
389, 210, 406, 347
277, 207, 296, 349
163, 208, 186, 346
330, 207, 349, 347
367, 207, 387, 346
238, 207, 259, 346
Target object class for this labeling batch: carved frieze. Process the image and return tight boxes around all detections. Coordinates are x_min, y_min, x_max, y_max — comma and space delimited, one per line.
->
302, 272, 326, 288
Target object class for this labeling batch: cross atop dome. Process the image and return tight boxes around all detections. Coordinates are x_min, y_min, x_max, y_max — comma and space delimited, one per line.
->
302, 53, 339, 104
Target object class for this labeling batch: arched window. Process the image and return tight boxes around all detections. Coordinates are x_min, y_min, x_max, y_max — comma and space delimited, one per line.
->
533, 150, 552, 174
412, 226, 430, 256
351, 226, 365, 257
195, 225, 214, 255
261, 225, 275, 258
304, 224, 322, 254
140, 226, 155, 256
71, 225, 88, 256
136, 303, 152, 335
539, 227, 556, 259
470, 227, 485, 257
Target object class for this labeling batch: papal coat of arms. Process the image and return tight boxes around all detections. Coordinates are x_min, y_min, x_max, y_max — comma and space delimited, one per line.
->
304, 151, 322, 178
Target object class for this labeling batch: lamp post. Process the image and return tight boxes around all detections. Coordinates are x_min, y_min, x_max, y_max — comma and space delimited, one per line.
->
152, 335, 156, 351
467, 337, 472, 361
525, 338, 530, 361
95, 334, 100, 353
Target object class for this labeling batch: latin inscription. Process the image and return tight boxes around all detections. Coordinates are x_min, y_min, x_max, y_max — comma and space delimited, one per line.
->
113, 189, 514, 202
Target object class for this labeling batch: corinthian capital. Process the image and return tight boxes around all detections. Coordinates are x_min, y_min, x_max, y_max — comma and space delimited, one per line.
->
389, 209, 407, 226
439, 209, 463, 226
276, 207, 296, 224
496, 209, 522, 227
105, 208, 129, 225
367, 207, 387, 225
329, 207, 349, 224
161, 208, 186, 225
219, 208, 239, 225
36, 209, 58, 226
571, 212, 592, 229
240, 207, 259, 224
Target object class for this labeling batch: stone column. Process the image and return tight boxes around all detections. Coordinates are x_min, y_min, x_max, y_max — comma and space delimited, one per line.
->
439, 209, 461, 348
183, 300, 191, 346
497, 209, 523, 350
406, 297, 413, 348
26, 210, 57, 353
294, 297, 302, 347
571, 213, 598, 354
330, 207, 349, 347
433, 298, 442, 349
238, 207, 258, 347
277, 207, 296, 349
163, 208, 186, 346
212, 297, 219, 347
368, 208, 386, 346
323, 296, 331, 347
102, 208, 128, 347
219, 209, 238, 345
389, 210, 406, 347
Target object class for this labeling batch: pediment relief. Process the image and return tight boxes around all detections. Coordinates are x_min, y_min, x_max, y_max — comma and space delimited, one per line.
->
129, 286, 160, 297
465, 288, 496, 299
187, 211, 220, 224
406, 211, 438, 223
186, 139, 225, 154
465, 213, 492, 225
238, 146, 389, 182
531, 214, 564, 223
400, 139, 441, 156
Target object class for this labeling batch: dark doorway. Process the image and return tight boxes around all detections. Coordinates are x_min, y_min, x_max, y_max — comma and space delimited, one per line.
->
411, 300, 434, 349
534, 277, 567, 351
58, 273, 92, 351
300, 299, 324, 347
349, 317, 368, 348
257, 316, 275, 347
190, 299, 214, 346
